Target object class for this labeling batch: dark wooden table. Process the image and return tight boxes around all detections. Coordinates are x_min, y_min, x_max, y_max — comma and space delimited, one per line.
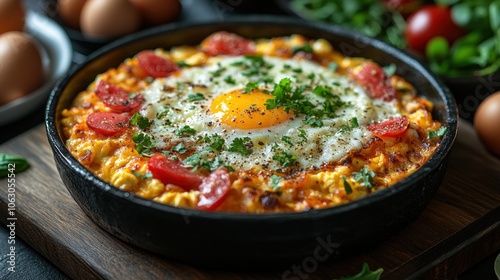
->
1, 0, 499, 279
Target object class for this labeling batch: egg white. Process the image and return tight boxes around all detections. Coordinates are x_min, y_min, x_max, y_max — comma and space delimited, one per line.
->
139, 55, 400, 172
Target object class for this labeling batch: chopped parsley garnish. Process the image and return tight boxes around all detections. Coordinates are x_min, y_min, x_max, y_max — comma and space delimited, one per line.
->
338, 124, 351, 134
132, 133, 154, 156
281, 135, 294, 146
177, 61, 190, 67
272, 150, 297, 168
244, 82, 259, 93
350, 117, 359, 128
156, 109, 169, 119
338, 117, 360, 134
353, 167, 376, 188
172, 143, 187, 154
224, 75, 236, 85
187, 93, 205, 102
292, 44, 313, 53
132, 171, 152, 179
382, 63, 397, 76
228, 137, 253, 156
183, 153, 232, 172
298, 129, 307, 142
265, 78, 348, 127
428, 126, 447, 139
175, 125, 197, 137
130, 113, 152, 130
343, 176, 353, 194
211, 65, 226, 77
328, 62, 338, 72
204, 134, 225, 151
269, 174, 283, 191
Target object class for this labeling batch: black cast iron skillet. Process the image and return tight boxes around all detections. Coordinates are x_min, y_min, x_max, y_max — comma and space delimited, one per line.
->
45, 15, 458, 268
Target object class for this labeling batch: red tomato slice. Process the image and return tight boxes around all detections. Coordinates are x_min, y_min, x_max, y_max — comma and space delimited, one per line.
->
196, 167, 231, 211
86, 112, 130, 136
351, 61, 396, 101
201, 31, 255, 56
136, 50, 179, 78
148, 153, 204, 191
95, 80, 144, 112
367, 116, 409, 137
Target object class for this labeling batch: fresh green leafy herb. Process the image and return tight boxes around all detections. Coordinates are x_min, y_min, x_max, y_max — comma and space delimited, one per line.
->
338, 124, 351, 133
292, 44, 313, 53
273, 150, 297, 168
175, 126, 197, 137
282, 135, 294, 146
337, 262, 383, 280
428, 126, 448, 139
132, 171, 152, 179
269, 174, 283, 191
244, 82, 260, 93
224, 75, 236, 85
205, 134, 225, 151
172, 143, 187, 154
211, 65, 226, 77
0, 153, 29, 178
350, 117, 359, 128
183, 153, 232, 172
187, 93, 205, 102
156, 109, 169, 119
298, 128, 307, 142
177, 61, 190, 67
228, 137, 253, 155
343, 176, 352, 195
329, 62, 338, 72
353, 167, 376, 188
382, 63, 397, 76
130, 113, 152, 130
305, 116, 324, 127
132, 133, 154, 156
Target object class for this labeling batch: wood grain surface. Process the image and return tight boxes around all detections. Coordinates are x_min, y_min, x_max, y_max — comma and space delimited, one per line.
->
1, 120, 499, 280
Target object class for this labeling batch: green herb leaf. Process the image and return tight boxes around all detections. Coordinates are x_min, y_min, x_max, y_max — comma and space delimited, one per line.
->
177, 61, 191, 67
132, 133, 154, 156
282, 135, 294, 146
353, 167, 375, 188
187, 93, 205, 102
228, 137, 253, 156
272, 150, 297, 168
244, 82, 260, 93
350, 117, 359, 128
0, 153, 29, 178
292, 44, 313, 53
172, 143, 187, 154
428, 126, 448, 139
343, 176, 353, 195
224, 75, 236, 85
269, 174, 283, 191
132, 171, 152, 179
175, 126, 197, 137
382, 63, 397, 77
130, 113, 152, 130
337, 262, 383, 280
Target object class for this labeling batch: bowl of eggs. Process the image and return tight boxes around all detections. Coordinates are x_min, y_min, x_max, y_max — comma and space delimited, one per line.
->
48, 0, 181, 54
45, 16, 458, 267
0, 0, 72, 125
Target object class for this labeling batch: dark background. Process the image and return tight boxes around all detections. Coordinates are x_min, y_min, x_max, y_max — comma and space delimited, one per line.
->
1, 0, 498, 279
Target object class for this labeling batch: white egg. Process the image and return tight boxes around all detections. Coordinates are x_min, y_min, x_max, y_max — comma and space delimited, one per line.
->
139, 55, 399, 172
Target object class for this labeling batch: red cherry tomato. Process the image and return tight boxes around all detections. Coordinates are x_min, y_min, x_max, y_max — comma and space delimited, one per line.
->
196, 167, 231, 211
86, 112, 130, 136
405, 5, 465, 54
201, 31, 255, 56
136, 50, 179, 78
351, 61, 396, 101
95, 80, 144, 112
367, 116, 409, 137
148, 153, 204, 191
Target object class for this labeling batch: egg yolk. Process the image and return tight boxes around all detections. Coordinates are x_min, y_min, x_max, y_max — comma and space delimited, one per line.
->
210, 89, 292, 129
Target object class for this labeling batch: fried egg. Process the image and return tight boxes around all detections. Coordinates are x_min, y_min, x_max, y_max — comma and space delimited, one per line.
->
139, 55, 399, 172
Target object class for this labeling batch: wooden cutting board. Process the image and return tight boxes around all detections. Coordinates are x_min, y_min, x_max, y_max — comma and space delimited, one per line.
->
1, 120, 499, 280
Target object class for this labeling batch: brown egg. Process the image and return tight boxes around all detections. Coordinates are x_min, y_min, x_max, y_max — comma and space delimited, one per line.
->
0, 32, 44, 105
129, 0, 181, 27
474, 91, 500, 156
0, 0, 25, 35
58, 0, 88, 30
80, 0, 141, 39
